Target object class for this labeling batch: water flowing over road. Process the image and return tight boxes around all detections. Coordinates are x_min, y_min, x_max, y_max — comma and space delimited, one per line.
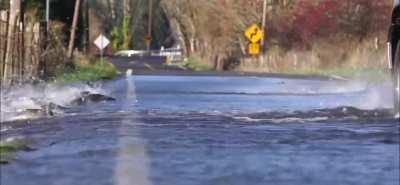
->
1, 74, 399, 185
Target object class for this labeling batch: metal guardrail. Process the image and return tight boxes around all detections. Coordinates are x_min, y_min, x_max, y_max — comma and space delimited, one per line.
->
115, 48, 184, 62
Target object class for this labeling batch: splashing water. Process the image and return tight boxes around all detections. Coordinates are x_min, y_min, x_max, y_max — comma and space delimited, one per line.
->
0, 82, 107, 122
0, 75, 396, 122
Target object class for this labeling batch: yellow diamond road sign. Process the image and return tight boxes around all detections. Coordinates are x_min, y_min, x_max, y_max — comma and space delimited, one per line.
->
248, 43, 260, 55
245, 24, 264, 43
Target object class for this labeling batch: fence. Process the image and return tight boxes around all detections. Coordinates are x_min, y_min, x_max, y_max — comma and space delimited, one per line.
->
0, 10, 46, 87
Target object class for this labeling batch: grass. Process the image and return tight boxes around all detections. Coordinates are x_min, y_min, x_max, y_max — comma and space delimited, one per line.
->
296, 67, 390, 81
0, 140, 31, 165
315, 67, 388, 79
239, 63, 389, 81
180, 56, 214, 71
56, 59, 119, 83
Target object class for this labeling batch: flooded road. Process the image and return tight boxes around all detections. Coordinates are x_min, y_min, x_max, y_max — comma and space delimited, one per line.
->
1, 75, 399, 185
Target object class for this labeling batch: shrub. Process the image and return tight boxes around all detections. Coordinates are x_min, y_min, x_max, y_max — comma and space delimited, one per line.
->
56, 59, 119, 83
276, 0, 391, 48
111, 16, 132, 50
182, 56, 214, 71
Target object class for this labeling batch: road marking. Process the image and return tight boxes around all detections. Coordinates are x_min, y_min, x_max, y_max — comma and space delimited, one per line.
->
114, 75, 152, 185
144, 63, 154, 71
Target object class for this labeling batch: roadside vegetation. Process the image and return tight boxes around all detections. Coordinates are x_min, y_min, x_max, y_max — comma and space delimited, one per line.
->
180, 56, 214, 71
55, 57, 119, 83
313, 67, 388, 80
111, 17, 133, 50
0, 0, 394, 87
162, 0, 391, 77
284, 67, 389, 81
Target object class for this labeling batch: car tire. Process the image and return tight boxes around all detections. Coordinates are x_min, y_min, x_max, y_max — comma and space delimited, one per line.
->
393, 42, 400, 118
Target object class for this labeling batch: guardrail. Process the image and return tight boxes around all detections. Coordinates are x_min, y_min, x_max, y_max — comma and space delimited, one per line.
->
115, 48, 184, 62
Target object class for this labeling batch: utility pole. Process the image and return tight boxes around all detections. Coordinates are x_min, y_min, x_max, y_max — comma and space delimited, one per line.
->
46, 0, 49, 32
67, 0, 81, 59
259, 0, 267, 66
146, 0, 153, 53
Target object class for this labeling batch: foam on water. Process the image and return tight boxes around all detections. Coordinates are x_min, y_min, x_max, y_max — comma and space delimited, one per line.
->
0, 82, 106, 122
1, 76, 396, 122
291, 79, 393, 110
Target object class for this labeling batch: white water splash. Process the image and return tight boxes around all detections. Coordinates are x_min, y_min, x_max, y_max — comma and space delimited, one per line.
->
310, 79, 393, 110
355, 81, 394, 110
1, 82, 105, 122
315, 80, 368, 94
233, 116, 330, 123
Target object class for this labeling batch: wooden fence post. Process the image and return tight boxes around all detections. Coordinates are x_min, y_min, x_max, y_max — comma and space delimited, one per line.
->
38, 22, 47, 79
4, 0, 21, 86
0, 11, 9, 85
0, 11, 9, 82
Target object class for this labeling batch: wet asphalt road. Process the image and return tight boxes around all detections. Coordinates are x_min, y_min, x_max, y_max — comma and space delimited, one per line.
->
1, 57, 399, 185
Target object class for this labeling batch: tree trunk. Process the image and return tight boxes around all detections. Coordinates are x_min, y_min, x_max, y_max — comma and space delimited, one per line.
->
67, 0, 81, 59
214, 55, 224, 71
81, 0, 89, 53
107, 0, 116, 20
3, 0, 21, 86
123, 0, 130, 18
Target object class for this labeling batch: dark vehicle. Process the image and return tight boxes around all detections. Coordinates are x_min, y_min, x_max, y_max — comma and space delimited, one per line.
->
388, 0, 400, 117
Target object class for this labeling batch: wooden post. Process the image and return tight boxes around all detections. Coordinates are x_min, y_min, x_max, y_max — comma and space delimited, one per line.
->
0, 11, 9, 80
259, 0, 267, 67
38, 22, 47, 79
4, 0, 21, 85
67, 0, 81, 59
19, 1, 25, 81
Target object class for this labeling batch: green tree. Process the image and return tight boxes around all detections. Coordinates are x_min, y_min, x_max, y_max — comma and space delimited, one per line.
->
111, 16, 132, 50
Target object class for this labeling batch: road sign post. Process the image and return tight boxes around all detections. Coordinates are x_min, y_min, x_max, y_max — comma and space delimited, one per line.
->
248, 43, 261, 55
144, 35, 152, 55
94, 34, 110, 61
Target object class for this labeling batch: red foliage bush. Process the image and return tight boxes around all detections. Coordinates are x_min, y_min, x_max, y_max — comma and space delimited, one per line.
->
276, 0, 391, 48
291, 0, 340, 45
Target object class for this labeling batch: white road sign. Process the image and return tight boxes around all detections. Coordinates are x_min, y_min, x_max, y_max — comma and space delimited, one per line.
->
94, 34, 110, 50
